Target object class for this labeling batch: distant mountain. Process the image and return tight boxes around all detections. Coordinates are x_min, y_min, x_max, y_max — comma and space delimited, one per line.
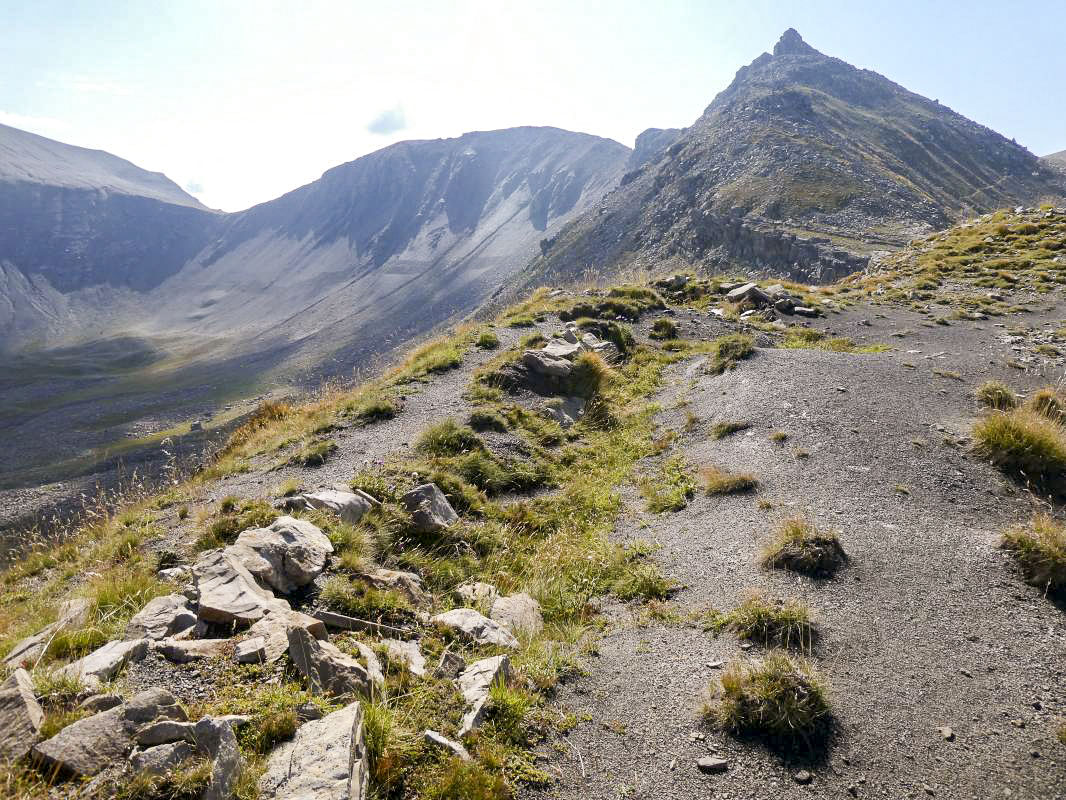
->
1045, 150, 1066, 169
525, 29, 1066, 286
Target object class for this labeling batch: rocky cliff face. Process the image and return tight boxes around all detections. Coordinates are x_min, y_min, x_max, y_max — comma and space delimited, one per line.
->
526, 29, 1066, 286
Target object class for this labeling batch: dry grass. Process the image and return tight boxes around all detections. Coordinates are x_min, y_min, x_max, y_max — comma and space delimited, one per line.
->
701, 465, 758, 495
1002, 514, 1066, 598
976, 381, 1017, 410
761, 517, 846, 577
710, 420, 750, 440
973, 409, 1066, 494
721, 590, 816, 649
1026, 387, 1065, 423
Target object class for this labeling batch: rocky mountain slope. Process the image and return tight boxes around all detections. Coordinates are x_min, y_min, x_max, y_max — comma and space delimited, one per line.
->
1, 208, 1063, 799
526, 29, 1066, 287
1046, 149, 1066, 169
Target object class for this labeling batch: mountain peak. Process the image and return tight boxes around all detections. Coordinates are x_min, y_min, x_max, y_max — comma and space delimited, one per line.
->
773, 28, 819, 57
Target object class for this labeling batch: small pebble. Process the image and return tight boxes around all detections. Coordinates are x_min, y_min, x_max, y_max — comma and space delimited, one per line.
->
937, 726, 955, 741
793, 770, 812, 784
696, 756, 728, 774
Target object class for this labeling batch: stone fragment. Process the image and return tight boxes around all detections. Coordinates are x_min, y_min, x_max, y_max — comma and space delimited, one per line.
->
244, 608, 328, 664
937, 725, 955, 741
423, 729, 471, 761
136, 719, 198, 746
543, 395, 586, 428
489, 592, 543, 635
401, 484, 458, 533
455, 581, 498, 607
521, 349, 572, 378
382, 639, 426, 677
130, 741, 195, 775
56, 639, 149, 688
195, 717, 242, 800
260, 701, 368, 800
3, 598, 92, 668
433, 648, 466, 681
152, 638, 230, 663
457, 655, 511, 737
77, 694, 122, 714
542, 339, 582, 360
287, 627, 381, 699
431, 608, 518, 649
158, 566, 192, 583
0, 668, 43, 762
125, 594, 197, 640
229, 516, 334, 594
281, 489, 375, 525
32, 689, 184, 777
355, 568, 427, 607
794, 769, 813, 784
192, 548, 288, 624
794, 306, 818, 317
696, 756, 728, 774
235, 636, 268, 664
726, 282, 771, 307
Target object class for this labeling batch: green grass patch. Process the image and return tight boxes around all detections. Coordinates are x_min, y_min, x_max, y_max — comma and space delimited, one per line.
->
640, 455, 697, 512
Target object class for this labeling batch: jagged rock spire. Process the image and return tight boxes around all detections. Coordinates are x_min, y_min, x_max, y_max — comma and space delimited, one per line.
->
773, 28, 819, 57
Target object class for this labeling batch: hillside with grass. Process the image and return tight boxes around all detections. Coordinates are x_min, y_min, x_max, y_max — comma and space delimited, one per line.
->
1, 205, 1064, 799
524, 30, 1066, 289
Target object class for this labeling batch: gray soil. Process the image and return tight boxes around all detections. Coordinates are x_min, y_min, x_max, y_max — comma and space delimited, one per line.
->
521, 303, 1066, 800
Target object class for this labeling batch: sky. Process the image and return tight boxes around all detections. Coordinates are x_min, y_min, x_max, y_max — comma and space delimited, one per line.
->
3, 0, 1064, 212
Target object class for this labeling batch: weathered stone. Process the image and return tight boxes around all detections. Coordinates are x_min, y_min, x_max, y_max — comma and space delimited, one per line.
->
455, 581, 498, 607
130, 741, 195, 775
543, 339, 582, 360
229, 515, 334, 594
697, 755, 728, 774
152, 637, 229, 663
382, 639, 426, 677
282, 490, 375, 526
794, 769, 813, 784
77, 694, 123, 714
32, 688, 184, 777
423, 729, 471, 761
401, 483, 458, 533
431, 608, 518, 649
136, 719, 197, 746
457, 655, 511, 737
235, 636, 268, 664
355, 568, 427, 607
158, 566, 192, 583
521, 349, 572, 377
287, 627, 380, 699
56, 638, 149, 688
433, 648, 467, 680
793, 305, 819, 317
489, 593, 543, 636
244, 608, 327, 664
726, 282, 772, 307
3, 598, 92, 668
562, 328, 579, 344
195, 717, 242, 800
260, 701, 368, 800
543, 395, 586, 428
125, 594, 197, 640
0, 668, 43, 762
192, 548, 288, 625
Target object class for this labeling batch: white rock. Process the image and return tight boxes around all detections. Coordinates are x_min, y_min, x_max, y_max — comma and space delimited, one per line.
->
455, 581, 498, 607
522, 349, 572, 377
229, 515, 334, 594
125, 594, 197, 640
192, 548, 289, 624
291, 490, 374, 525
490, 592, 543, 635
0, 669, 43, 761
152, 637, 229, 663
130, 740, 195, 775
382, 639, 426, 677
457, 655, 511, 737
56, 638, 149, 688
244, 608, 327, 664
431, 608, 518, 649
423, 729, 471, 761
287, 627, 382, 699
356, 568, 427, 607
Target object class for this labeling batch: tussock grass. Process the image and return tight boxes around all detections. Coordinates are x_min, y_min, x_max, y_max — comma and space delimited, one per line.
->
567, 351, 613, 399
415, 420, 484, 457
476, 330, 500, 349
468, 409, 509, 432
288, 439, 337, 467
347, 393, 399, 424
761, 517, 846, 577
701, 465, 758, 495
973, 409, 1066, 493
704, 651, 831, 740
710, 420, 750, 439
320, 575, 412, 623
717, 590, 816, 649
1002, 514, 1066, 597
1027, 387, 1065, 423
780, 327, 888, 354
976, 380, 1018, 410
650, 318, 678, 340
574, 318, 636, 356
707, 334, 756, 375
769, 431, 788, 443
641, 456, 697, 512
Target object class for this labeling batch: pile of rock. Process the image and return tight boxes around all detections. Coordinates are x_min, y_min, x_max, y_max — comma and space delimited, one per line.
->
521, 322, 619, 380
724, 281, 819, 318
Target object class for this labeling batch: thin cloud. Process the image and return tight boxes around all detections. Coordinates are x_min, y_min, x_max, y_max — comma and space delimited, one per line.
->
366, 106, 406, 135
184, 180, 204, 194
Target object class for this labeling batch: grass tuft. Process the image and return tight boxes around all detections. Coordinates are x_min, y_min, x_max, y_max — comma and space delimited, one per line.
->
701, 465, 758, 495
650, 318, 678, 340
720, 590, 816, 649
708, 334, 755, 375
761, 517, 846, 577
710, 420, 750, 440
416, 420, 484, 457
976, 380, 1018, 410
1002, 514, 1066, 597
641, 456, 697, 512
1027, 387, 1065, 423
973, 409, 1066, 494
288, 439, 338, 467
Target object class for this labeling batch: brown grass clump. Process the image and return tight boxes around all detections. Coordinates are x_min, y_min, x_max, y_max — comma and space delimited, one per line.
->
1002, 514, 1066, 598
973, 409, 1066, 494
975, 381, 1017, 411
761, 517, 846, 577
704, 651, 831, 740
701, 465, 758, 495
1026, 387, 1065, 423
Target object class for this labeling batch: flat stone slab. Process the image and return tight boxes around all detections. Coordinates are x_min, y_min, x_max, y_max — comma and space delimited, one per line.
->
243, 608, 327, 664
260, 701, 368, 800
382, 639, 426, 677
489, 592, 544, 635
287, 627, 382, 699
130, 741, 194, 775
152, 638, 230, 663
431, 608, 518, 649
56, 638, 149, 688
125, 594, 197, 640
457, 655, 511, 737
284, 489, 375, 525
192, 548, 288, 625
0, 668, 43, 761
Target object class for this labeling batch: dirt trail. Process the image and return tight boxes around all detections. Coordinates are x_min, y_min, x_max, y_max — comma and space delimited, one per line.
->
526, 309, 1066, 800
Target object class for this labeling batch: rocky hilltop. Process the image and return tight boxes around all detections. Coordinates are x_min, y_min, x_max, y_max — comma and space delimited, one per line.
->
526, 29, 1066, 286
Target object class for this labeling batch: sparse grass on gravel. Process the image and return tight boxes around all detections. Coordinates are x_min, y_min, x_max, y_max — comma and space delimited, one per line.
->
287, 439, 338, 467
1002, 514, 1066, 598
641, 455, 697, 512
976, 380, 1018, 410
710, 420, 750, 439
716, 590, 816, 650
1026, 387, 1065, 423
476, 330, 500, 349
761, 517, 846, 577
701, 465, 758, 495
704, 651, 832, 741
973, 409, 1066, 494
650, 318, 678, 340
707, 333, 755, 375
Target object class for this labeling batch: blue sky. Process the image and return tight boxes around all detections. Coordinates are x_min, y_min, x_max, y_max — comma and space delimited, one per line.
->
3, 0, 1063, 211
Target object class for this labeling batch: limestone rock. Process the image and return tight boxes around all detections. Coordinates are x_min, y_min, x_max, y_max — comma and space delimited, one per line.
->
542, 339, 582, 360
130, 741, 194, 775
78, 694, 122, 714
280, 489, 376, 525
543, 395, 586, 428
244, 608, 327, 664
489, 592, 543, 635
235, 636, 268, 664
136, 719, 198, 746
0, 668, 43, 762
229, 516, 334, 594
401, 484, 458, 533
697, 756, 728, 774
152, 637, 229, 663
455, 581, 498, 607
56, 638, 149, 688
195, 717, 242, 800
382, 639, 426, 677
287, 627, 381, 699
521, 349, 572, 377
192, 548, 288, 625
125, 594, 197, 640
726, 282, 772, 307
431, 608, 518, 649
32, 688, 184, 777
3, 598, 91, 668
423, 729, 471, 761
260, 701, 368, 800
457, 655, 511, 737
355, 568, 427, 607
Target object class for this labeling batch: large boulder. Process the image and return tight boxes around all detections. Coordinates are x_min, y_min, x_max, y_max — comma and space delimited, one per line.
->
260, 701, 368, 800
279, 489, 376, 526
287, 627, 382, 699
192, 548, 289, 625
229, 516, 334, 594
56, 638, 149, 688
489, 593, 543, 636
32, 688, 184, 777
0, 669, 43, 762
125, 594, 197, 640
457, 655, 511, 737
3, 598, 91, 668
431, 608, 518, 649
401, 484, 458, 534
